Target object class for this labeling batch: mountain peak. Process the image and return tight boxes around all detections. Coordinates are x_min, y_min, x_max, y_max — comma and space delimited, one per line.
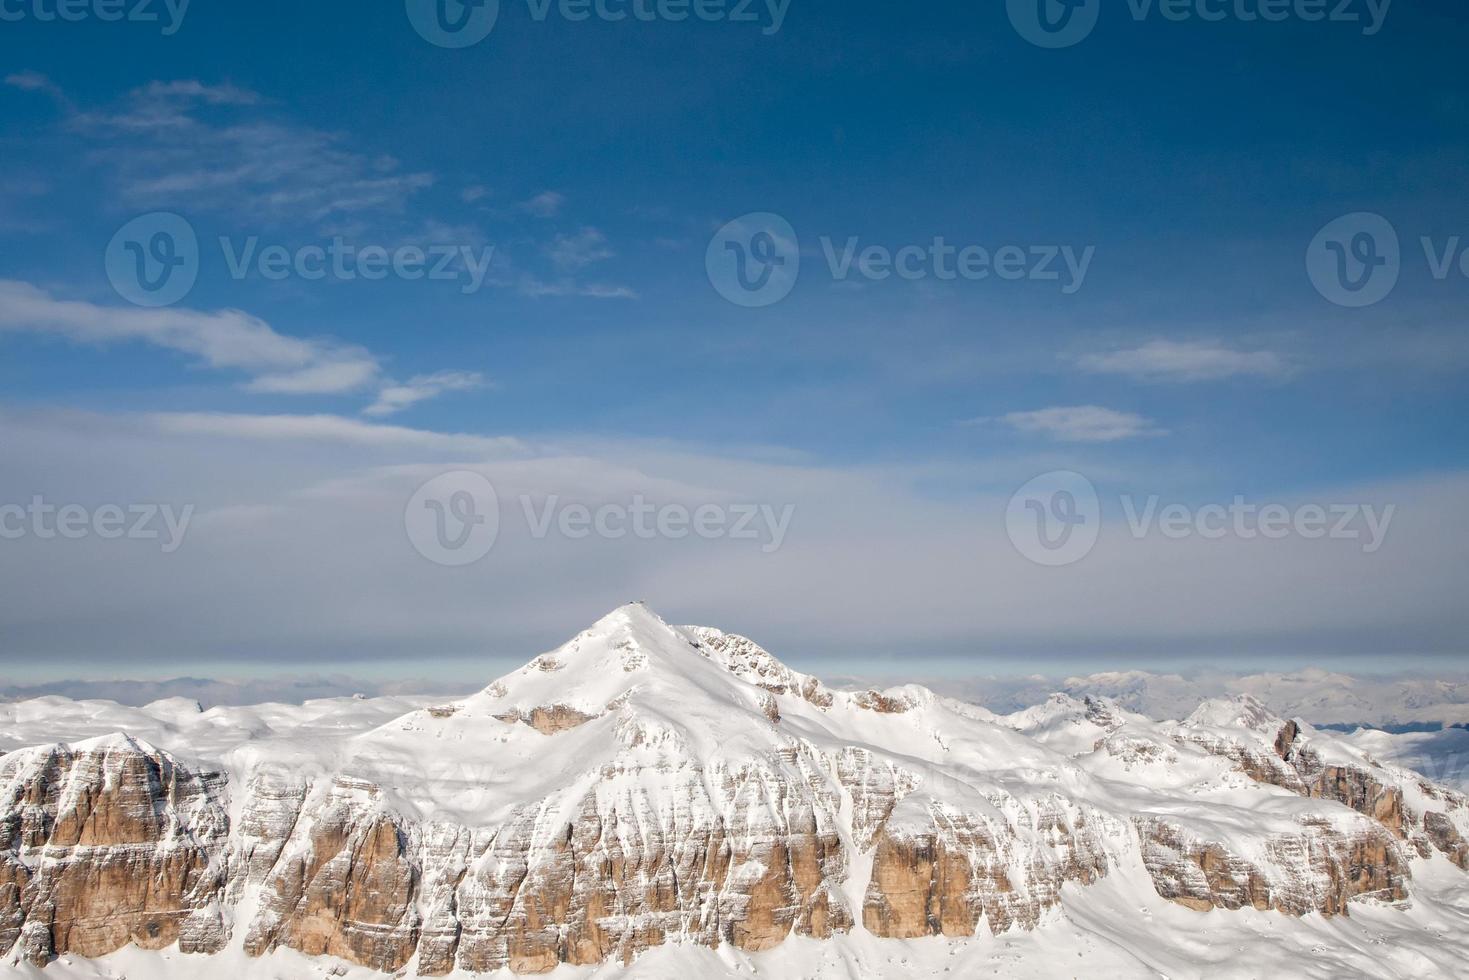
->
581, 601, 685, 646
1186, 693, 1283, 734
517, 602, 696, 677
455, 604, 786, 731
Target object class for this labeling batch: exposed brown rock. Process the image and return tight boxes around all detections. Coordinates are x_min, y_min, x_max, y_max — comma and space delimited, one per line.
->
1190, 722, 1407, 839
0, 738, 229, 965
1136, 817, 1408, 916
525, 705, 598, 735
447, 758, 850, 974
495, 705, 599, 735
853, 691, 913, 714
832, 748, 917, 850
759, 692, 782, 724
243, 785, 421, 971
864, 799, 1108, 939
1424, 811, 1469, 869
1274, 719, 1301, 759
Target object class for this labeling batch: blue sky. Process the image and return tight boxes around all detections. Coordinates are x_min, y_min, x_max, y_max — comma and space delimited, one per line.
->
0, 1, 1466, 682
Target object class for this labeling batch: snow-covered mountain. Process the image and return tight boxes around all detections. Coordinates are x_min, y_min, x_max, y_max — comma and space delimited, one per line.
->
2, 604, 1467, 979
914, 668, 1469, 728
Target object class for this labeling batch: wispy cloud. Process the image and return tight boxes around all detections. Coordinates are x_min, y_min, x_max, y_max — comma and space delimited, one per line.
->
0, 280, 486, 412
5, 70, 69, 106
148, 411, 521, 454
42, 78, 436, 227
136, 80, 260, 105
518, 276, 637, 300
0, 279, 380, 395
1076, 340, 1290, 383
545, 227, 613, 270
518, 190, 565, 218
976, 406, 1167, 443
364, 371, 487, 417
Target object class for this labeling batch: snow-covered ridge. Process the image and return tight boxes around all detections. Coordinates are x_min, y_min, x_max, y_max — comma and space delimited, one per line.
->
2, 604, 1468, 978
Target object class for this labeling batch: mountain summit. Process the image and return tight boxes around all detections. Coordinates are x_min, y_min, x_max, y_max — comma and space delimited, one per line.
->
2, 605, 1467, 977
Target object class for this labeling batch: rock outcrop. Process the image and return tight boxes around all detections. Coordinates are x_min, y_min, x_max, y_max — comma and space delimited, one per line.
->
864, 796, 1109, 937
0, 735, 229, 965
1137, 817, 1408, 915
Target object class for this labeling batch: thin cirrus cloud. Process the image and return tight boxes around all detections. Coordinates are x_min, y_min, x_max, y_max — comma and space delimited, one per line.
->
10, 73, 435, 227
147, 411, 522, 455
0, 280, 483, 413
1075, 340, 1290, 383
364, 371, 487, 417
518, 191, 566, 218
517, 276, 638, 300
134, 79, 260, 105
4, 70, 69, 106
9, 74, 636, 301
980, 406, 1168, 443
545, 227, 614, 271
0, 279, 379, 395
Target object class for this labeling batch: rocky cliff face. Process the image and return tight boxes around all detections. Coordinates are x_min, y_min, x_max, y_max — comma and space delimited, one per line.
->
1178, 699, 1469, 888
863, 795, 1109, 938
1136, 816, 1408, 915
0, 735, 229, 965
235, 750, 854, 975
2, 607, 1467, 975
